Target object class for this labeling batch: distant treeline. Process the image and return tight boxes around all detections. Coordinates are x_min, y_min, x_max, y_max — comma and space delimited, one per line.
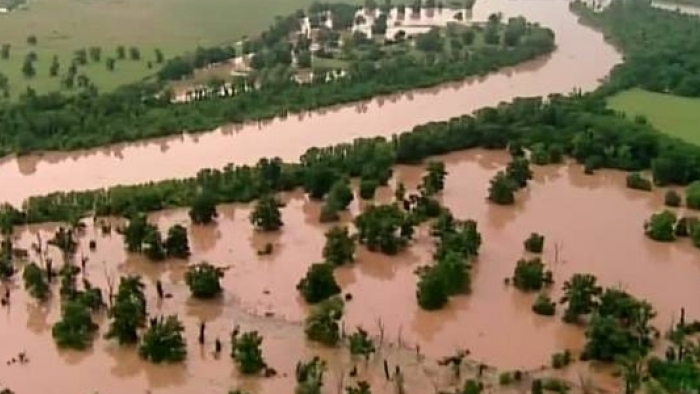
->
573, 0, 700, 97
3, 91, 700, 225
0, 12, 554, 156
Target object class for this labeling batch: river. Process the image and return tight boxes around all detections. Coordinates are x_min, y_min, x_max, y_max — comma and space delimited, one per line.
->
0, 0, 620, 206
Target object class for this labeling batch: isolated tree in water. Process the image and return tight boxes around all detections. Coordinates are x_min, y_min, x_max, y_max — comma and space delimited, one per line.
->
348, 327, 375, 360
52, 301, 98, 349
295, 356, 326, 394
139, 315, 187, 363
506, 157, 533, 188
231, 330, 267, 375
297, 263, 341, 304
416, 267, 449, 310
165, 224, 191, 258
305, 297, 344, 346
23, 262, 49, 300
487, 171, 516, 205
250, 194, 283, 231
322, 226, 355, 266
189, 191, 218, 224
184, 262, 224, 299
560, 273, 602, 323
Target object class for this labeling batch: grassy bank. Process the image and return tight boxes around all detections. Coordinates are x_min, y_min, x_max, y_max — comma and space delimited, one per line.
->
0, 0, 360, 97
608, 88, 700, 146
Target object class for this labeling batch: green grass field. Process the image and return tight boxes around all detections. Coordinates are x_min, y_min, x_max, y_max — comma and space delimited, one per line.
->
0, 0, 361, 97
608, 88, 700, 146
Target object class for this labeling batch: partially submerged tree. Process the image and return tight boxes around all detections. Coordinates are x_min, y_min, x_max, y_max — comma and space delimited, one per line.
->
184, 262, 224, 299
305, 296, 344, 346
250, 194, 283, 231
231, 330, 267, 375
165, 224, 191, 258
348, 327, 375, 360
106, 275, 146, 344
354, 204, 410, 255
644, 210, 677, 242
189, 191, 218, 224
512, 258, 551, 292
422, 161, 447, 196
297, 263, 341, 304
23, 262, 49, 300
295, 356, 326, 394
488, 171, 516, 205
322, 226, 355, 266
560, 273, 602, 323
139, 315, 187, 363
524, 233, 545, 253
505, 157, 533, 189
52, 301, 98, 349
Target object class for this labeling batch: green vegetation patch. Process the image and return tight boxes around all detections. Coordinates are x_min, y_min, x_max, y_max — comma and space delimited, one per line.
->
609, 88, 700, 146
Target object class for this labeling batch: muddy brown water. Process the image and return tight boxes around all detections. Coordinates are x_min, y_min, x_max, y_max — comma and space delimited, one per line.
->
2, 149, 699, 393
0, 0, 621, 206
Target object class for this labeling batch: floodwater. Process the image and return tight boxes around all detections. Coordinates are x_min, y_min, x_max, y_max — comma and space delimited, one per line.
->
0, 0, 621, 206
2, 150, 699, 393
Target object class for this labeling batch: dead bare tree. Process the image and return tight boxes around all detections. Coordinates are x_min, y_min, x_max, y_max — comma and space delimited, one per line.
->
102, 261, 115, 308
376, 317, 386, 347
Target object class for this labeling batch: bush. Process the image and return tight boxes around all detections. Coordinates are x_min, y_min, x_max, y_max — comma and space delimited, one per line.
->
665, 189, 682, 207
551, 350, 572, 369
644, 210, 677, 242
184, 262, 224, 299
532, 293, 556, 316
297, 263, 341, 304
524, 232, 545, 253
626, 172, 652, 191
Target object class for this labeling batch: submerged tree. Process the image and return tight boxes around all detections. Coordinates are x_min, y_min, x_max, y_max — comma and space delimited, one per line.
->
488, 171, 516, 205
422, 161, 447, 196
305, 297, 344, 346
560, 273, 602, 323
524, 232, 545, 253
295, 356, 326, 394
106, 275, 147, 344
512, 258, 551, 292
52, 301, 98, 349
644, 210, 677, 242
348, 327, 375, 360
23, 262, 49, 300
297, 263, 341, 304
505, 157, 533, 189
189, 191, 218, 224
354, 204, 410, 255
139, 315, 187, 363
532, 293, 556, 316
416, 267, 449, 310
165, 224, 191, 258
250, 194, 283, 231
231, 330, 267, 375
184, 262, 224, 299
322, 226, 355, 266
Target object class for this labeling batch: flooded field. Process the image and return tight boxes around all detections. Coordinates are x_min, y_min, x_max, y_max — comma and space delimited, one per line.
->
2, 150, 698, 393
0, 0, 621, 206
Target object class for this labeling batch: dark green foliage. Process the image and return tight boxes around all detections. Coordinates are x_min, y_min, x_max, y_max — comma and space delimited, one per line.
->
348, 327, 375, 359
693, 223, 700, 249
416, 267, 449, 310
106, 275, 146, 345
434, 217, 482, 260
644, 210, 677, 242
524, 232, 544, 253
297, 263, 341, 304
142, 225, 165, 261
626, 172, 652, 191
422, 161, 447, 195
665, 189, 682, 207
305, 297, 343, 346
52, 300, 97, 349
23, 262, 49, 300
165, 224, 190, 258
512, 258, 551, 292
250, 195, 283, 231
359, 178, 378, 200
138, 315, 187, 363
531, 379, 544, 394
184, 262, 224, 299
560, 273, 602, 323
231, 330, 266, 375
321, 178, 354, 222
189, 191, 218, 224
322, 226, 355, 266
647, 357, 700, 393
505, 157, 533, 188
354, 204, 409, 255
416, 27, 443, 52
686, 181, 700, 210
345, 381, 371, 394
532, 293, 556, 316
488, 171, 516, 205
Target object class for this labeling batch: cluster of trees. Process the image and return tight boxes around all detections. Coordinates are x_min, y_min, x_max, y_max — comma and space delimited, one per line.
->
157, 45, 235, 81
416, 209, 482, 310
488, 156, 532, 205
122, 214, 191, 261
645, 210, 700, 246
574, 0, 700, 97
0, 6, 553, 156
13, 90, 700, 227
